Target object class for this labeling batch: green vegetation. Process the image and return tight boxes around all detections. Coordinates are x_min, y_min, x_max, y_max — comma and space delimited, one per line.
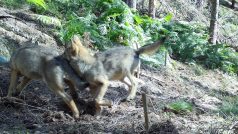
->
219, 96, 238, 117
164, 22, 238, 74
167, 100, 193, 114
0, 0, 26, 9
1, 0, 237, 74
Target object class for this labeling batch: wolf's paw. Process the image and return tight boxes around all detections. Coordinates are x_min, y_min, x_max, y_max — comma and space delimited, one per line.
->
73, 113, 80, 119
96, 99, 113, 107
95, 102, 102, 116
102, 99, 113, 108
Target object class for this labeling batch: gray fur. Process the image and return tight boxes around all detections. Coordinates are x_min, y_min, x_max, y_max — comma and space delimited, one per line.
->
8, 45, 88, 118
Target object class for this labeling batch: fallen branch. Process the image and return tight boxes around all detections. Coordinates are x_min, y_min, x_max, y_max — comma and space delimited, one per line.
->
1, 97, 51, 112
140, 72, 164, 86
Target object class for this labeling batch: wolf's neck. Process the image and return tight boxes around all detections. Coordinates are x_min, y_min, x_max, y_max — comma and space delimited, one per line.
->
78, 45, 96, 64
70, 56, 95, 77
71, 45, 97, 76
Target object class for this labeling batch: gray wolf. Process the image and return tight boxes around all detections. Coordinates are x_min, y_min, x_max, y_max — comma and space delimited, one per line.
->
65, 35, 166, 110
7, 43, 88, 118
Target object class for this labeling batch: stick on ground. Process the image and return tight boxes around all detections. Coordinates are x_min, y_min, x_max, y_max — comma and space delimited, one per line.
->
142, 93, 149, 132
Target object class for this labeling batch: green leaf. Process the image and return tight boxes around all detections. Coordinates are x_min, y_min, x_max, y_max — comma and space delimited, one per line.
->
164, 13, 173, 22
134, 15, 143, 25
27, 0, 47, 9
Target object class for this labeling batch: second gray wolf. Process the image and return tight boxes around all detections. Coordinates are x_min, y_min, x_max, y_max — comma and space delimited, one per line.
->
65, 35, 166, 110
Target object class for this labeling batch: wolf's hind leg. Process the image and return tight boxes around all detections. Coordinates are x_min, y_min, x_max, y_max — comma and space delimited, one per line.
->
15, 77, 31, 96
121, 77, 132, 89
125, 73, 138, 101
7, 70, 19, 97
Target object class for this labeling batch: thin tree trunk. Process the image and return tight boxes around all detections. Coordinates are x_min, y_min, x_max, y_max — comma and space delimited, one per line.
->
131, 0, 137, 9
231, 0, 236, 8
209, 0, 219, 44
196, 0, 204, 8
123, 0, 129, 5
149, 0, 156, 18
127, 0, 137, 9
142, 0, 145, 9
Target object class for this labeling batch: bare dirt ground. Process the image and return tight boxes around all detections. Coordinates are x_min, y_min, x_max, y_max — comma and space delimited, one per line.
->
0, 61, 238, 134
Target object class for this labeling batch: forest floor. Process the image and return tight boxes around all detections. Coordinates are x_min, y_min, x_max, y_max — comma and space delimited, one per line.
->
0, 60, 238, 134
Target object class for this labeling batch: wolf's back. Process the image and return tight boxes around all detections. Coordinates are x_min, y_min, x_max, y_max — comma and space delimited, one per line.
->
9, 45, 59, 70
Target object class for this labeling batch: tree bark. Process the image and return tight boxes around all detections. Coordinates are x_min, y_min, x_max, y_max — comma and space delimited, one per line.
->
128, 0, 136, 9
231, 0, 236, 8
142, 0, 145, 9
209, 0, 219, 44
149, 0, 156, 18
196, 0, 204, 8
123, 0, 129, 5
131, 0, 137, 9
126, 0, 137, 9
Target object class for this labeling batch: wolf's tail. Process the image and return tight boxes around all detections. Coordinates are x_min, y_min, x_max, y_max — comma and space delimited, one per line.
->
136, 37, 166, 55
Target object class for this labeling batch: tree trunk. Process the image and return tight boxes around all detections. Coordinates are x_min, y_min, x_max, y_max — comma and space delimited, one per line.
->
196, 0, 204, 8
231, 0, 236, 8
209, 0, 219, 44
123, 0, 129, 5
149, 0, 156, 18
126, 0, 137, 9
131, 0, 137, 9
142, 0, 145, 9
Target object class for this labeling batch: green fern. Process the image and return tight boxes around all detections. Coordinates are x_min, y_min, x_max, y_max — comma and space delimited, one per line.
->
27, 0, 47, 9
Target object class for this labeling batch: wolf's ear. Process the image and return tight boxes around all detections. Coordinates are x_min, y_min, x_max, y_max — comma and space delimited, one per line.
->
71, 35, 82, 46
70, 44, 77, 56
69, 35, 82, 56
64, 45, 75, 59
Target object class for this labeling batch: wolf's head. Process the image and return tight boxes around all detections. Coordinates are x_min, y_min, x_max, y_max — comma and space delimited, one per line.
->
64, 35, 93, 60
64, 35, 96, 76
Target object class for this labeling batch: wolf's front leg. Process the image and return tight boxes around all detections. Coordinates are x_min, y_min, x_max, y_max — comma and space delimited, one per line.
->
93, 79, 112, 112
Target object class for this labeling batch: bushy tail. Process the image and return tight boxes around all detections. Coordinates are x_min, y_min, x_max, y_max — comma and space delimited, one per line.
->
136, 37, 166, 55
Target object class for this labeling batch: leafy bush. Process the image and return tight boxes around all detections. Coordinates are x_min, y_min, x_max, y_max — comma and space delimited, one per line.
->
164, 22, 238, 74
32, 0, 168, 49
61, 14, 111, 50
205, 44, 238, 74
